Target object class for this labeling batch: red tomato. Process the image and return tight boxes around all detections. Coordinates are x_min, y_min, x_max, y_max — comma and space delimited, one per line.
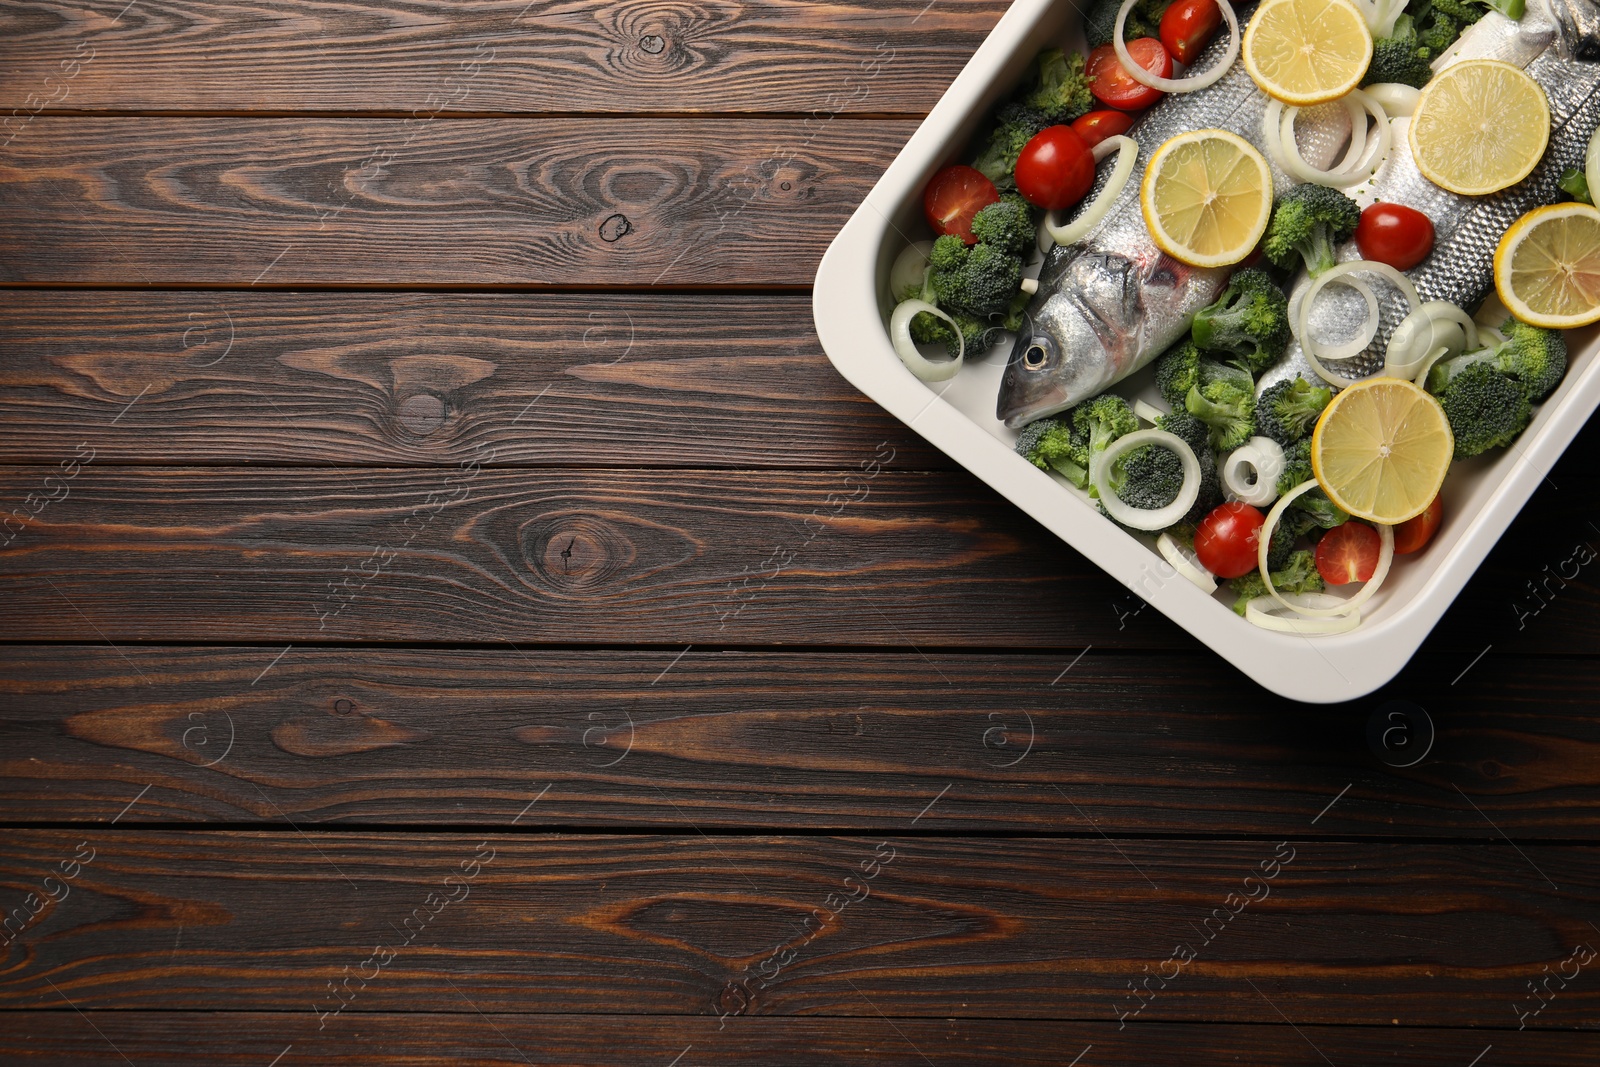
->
1393, 495, 1442, 555
1195, 501, 1266, 579
1355, 203, 1435, 271
1014, 126, 1096, 211
1087, 39, 1172, 111
1070, 109, 1136, 148
922, 165, 1000, 245
1160, 0, 1223, 66
1316, 522, 1382, 585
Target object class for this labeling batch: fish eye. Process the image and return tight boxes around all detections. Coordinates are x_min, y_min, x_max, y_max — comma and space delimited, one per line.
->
1022, 343, 1049, 370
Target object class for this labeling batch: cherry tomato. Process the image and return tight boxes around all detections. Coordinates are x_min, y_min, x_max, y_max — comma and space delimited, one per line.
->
1014, 126, 1096, 211
1070, 109, 1136, 148
1087, 39, 1172, 111
1316, 522, 1382, 585
922, 165, 1000, 245
1355, 203, 1435, 271
1393, 495, 1442, 555
1160, 0, 1223, 66
1194, 501, 1266, 579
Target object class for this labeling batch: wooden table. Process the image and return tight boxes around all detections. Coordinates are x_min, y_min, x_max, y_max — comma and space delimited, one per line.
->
2, 1, 1598, 1062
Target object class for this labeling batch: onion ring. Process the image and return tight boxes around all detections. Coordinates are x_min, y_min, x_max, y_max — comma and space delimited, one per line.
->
1221, 437, 1286, 507
1363, 82, 1420, 118
1386, 301, 1479, 379
1114, 0, 1240, 94
888, 298, 964, 382
1245, 594, 1363, 633
1260, 480, 1395, 618
1277, 90, 1390, 188
1133, 398, 1168, 424
888, 241, 934, 302
1158, 532, 1217, 593
1091, 429, 1202, 531
1297, 260, 1421, 387
1043, 135, 1138, 248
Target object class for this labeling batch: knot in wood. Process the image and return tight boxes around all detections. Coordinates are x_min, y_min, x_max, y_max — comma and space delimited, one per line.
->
397, 393, 446, 436
598, 213, 633, 243
526, 513, 635, 591
639, 34, 666, 54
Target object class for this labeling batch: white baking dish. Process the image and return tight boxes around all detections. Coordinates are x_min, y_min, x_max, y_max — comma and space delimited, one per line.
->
812, 0, 1600, 702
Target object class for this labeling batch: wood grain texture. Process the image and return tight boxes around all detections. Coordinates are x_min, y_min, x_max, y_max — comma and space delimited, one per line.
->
0, 117, 913, 286
5, 645, 1600, 837
0, 290, 944, 469
0, 465, 1175, 648
0, 1014, 1593, 1065
2, 831, 1596, 1026
0, 0, 1004, 115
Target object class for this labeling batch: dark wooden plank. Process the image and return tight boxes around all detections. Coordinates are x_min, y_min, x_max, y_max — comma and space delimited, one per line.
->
6, 646, 1600, 838
0, 465, 1174, 648
0, 117, 913, 287
0, 290, 942, 470
1, 831, 1596, 1026
1, 0, 1004, 115
0, 1014, 1592, 1065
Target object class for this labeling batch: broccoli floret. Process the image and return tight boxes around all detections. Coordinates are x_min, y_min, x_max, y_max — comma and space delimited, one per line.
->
1184, 359, 1256, 452
909, 308, 992, 359
1255, 376, 1334, 447
970, 194, 1039, 256
1072, 395, 1139, 496
1191, 268, 1292, 374
1084, 0, 1169, 48
1228, 549, 1324, 615
1437, 363, 1532, 458
1559, 167, 1594, 205
1277, 439, 1349, 528
1016, 416, 1089, 487
971, 102, 1053, 189
1426, 319, 1567, 402
1414, 9, 1460, 57
1155, 409, 1222, 524
927, 236, 1024, 317
1262, 185, 1362, 277
1429, 0, 1488, 22
1364, 17, 1436, 88
1024, 49, 1095, 125
1106, 442, 1187, 511
1155, 338, 1205, 409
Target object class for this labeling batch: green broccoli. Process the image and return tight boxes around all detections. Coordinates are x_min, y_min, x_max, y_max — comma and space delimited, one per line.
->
1278, 439, 1349, 528
970, 194, 1039, 256
1155, 338, 1205, 409
1559, 167, 1593, 205
1157, 408, 1222, 523
1255, 376, 1334, 447
1072, 395, 1139, 495
1263, 185, 1362, 277
1084, 0, 1169, 48
927, 234, 1024, 317
1429, 0, 1523, 24
1410, 2, 1462, 58
1364, 16, 1435, 88
1105, 441, 1187, 511
1190, 268, 1292, 374
1184, 360, 1256, 452
1426, 319, 1567, 402
1229, 549, 1324, 615
971, 102, 1053, 189
1016, 416, 1089, 487
1437, 363, 1532, 458
909, 308, 990, 358
1024, 49, 1095, 125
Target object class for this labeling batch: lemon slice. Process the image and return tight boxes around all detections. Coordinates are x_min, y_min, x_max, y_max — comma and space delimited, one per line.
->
1494, 202, 1600, 329
1242, 0, 1373, 106
1409, 60, 1550, 196
1311, 377, 1453, 526
1140, 130, 1273, 268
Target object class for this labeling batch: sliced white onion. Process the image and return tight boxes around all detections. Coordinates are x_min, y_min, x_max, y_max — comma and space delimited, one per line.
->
1354, 0, 1408, 39
889, 241, 934, 302
1411, 344, 1452, 389
1091, 428, 1202, 531
1586, 125, 1599, 211
1245, 594, 1363, 634
1259, 479, 1394, 618
1363, 82, 1420, 118
1386, 301, 1478, 379
1020, 276, 1039, 295
888, 298, 964, 382
1133, 398, 1168, 424
1221, 437, 1286, 507
1276, 90, 1390, 188
1298, 260, 1421, 387
1158, 531, 1218, 593
1043, 135, 1138, 248
1114, 0, 1240, 93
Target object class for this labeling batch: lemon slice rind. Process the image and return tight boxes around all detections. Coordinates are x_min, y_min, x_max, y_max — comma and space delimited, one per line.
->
1408, 59, 1550, 197
1140, 129, 1273, 269
1310, 377, 1454, 526
1494, 202, 1600, 329
1242, 0, 1374, 107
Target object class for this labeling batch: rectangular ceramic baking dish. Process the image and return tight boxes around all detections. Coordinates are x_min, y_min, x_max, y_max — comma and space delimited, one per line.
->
812, 0, 1600, 702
